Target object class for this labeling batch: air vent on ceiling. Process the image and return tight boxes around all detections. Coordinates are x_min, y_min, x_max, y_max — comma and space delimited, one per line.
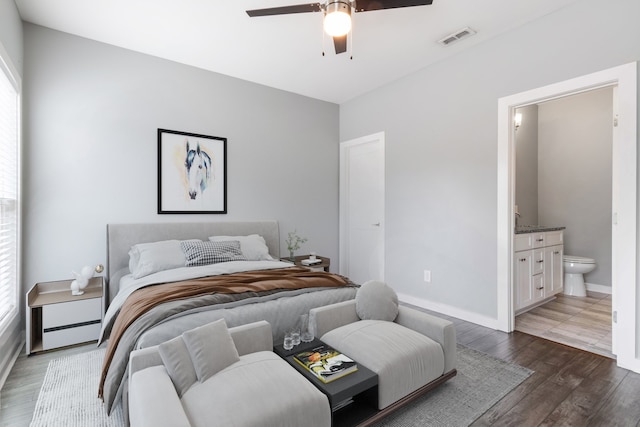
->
438, 27, 476, 46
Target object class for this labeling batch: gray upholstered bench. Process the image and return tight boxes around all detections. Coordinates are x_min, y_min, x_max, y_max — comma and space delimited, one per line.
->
309, 281, 457, 411
128, 320, 331, 427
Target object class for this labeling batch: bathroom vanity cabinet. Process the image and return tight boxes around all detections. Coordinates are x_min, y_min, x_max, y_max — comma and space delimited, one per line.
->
514, 230, 564, 313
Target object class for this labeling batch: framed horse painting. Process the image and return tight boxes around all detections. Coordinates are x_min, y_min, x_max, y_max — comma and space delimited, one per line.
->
157, 128, 227, 214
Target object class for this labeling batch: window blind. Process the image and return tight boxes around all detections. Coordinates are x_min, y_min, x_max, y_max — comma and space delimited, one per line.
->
0, 60, 18, 330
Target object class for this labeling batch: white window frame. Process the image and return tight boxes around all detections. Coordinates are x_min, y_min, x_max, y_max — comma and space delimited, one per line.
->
0, 41, 21, 336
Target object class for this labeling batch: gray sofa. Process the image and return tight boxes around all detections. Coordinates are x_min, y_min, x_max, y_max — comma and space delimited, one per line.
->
128, 320, 331, 427
127, 282, 456, 426
310, 281, 457, 410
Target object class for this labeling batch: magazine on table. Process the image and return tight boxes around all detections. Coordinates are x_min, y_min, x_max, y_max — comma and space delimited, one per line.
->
293, 344, 358, 383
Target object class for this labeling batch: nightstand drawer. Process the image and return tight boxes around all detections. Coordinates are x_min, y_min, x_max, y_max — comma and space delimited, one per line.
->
43, 322, 101, 350
43, 298, 102, 329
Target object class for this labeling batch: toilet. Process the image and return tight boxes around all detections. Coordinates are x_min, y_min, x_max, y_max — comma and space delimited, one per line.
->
563, 255, 596, 297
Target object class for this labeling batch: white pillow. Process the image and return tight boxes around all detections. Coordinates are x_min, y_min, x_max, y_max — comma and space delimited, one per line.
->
128, 239, 198, 279
158, 335, 198, 397
208, 234, 273, 261
182, 319, 240, 383
355, 280, 399, 322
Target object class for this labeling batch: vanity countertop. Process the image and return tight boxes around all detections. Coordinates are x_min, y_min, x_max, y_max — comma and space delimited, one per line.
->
515, 225, 566, 234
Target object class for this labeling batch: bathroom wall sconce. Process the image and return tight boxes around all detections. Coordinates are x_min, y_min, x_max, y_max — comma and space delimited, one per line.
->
514, 113, 523, 130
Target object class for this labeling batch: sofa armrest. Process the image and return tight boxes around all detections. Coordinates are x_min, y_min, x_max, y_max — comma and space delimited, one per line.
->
129, 366, 191, 427
309, 300, 360, 339
129, 346, 163, 379
229, 320, 273, 356
395, 305, 457, 373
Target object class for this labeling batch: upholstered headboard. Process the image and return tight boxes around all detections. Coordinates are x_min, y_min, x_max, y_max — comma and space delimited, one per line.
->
106, 221, 280, 304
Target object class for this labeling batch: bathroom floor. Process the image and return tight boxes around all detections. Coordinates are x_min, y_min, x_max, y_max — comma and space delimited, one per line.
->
515, 291, 613, 359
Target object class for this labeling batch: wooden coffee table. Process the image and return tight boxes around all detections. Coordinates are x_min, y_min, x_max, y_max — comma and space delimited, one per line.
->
274, 338, 379, 426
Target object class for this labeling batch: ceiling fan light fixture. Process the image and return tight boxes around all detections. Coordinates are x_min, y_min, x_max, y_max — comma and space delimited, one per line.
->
323, 1, 352, 37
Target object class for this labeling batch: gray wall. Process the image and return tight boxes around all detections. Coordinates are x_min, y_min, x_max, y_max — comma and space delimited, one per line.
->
340, 0, 639, 320
538, 87, 613, 288
22, 25, 340, 309
0, 0, 23, 389
0, 0, 23, 75
515, 105, 539, 226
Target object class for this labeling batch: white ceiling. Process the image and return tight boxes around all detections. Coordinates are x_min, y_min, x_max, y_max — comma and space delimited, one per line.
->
15, 0, 583, 104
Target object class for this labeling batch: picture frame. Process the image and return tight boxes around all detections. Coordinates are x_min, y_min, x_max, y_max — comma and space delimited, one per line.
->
158, 128, 227, 214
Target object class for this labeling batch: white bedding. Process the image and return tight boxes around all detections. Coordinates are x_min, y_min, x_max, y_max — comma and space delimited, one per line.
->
99, 260, 295, 344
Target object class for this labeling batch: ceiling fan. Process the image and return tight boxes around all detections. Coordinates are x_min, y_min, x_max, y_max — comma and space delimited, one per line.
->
246, 0, 434, 55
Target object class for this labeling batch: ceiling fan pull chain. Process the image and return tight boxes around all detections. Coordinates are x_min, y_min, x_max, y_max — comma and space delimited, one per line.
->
321, 15, 326, 56
349, 15, 353, 60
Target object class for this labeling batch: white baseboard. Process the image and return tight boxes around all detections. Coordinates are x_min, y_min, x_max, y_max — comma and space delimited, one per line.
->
585, 283, 612, 294
0, 330, 24, 393
397, 292, 499, 330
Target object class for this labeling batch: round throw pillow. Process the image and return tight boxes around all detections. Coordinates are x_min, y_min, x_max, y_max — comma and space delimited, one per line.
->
355, 280, 399, 321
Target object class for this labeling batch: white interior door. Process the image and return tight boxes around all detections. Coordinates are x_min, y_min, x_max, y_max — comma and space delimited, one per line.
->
340, 132, 385, 285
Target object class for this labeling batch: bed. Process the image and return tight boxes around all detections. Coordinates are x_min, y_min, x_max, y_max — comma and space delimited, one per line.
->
98, 220, 358, 414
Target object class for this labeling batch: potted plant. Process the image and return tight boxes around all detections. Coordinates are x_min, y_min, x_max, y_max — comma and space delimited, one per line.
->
286, 230, 307, 261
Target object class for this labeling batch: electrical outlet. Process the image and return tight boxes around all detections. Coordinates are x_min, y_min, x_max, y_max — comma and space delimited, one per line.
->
423, 270, 431, 283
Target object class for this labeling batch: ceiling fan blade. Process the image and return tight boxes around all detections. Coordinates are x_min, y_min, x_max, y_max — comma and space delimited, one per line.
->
333, 35, 347, 54
246, 3, 322, 17
354, 0, 433, 13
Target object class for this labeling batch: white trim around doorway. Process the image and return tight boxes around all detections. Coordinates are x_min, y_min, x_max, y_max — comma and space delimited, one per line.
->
496, 62, 638, 373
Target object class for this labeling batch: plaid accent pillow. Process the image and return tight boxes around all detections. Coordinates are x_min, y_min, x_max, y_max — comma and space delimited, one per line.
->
180, 240, 247, 267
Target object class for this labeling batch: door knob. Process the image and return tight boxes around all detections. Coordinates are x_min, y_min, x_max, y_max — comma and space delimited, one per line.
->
372, 223, 381, 227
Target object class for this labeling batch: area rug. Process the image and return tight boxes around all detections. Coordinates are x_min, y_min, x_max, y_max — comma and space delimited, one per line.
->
31, 345, 532, 427
30, 349, 124, 427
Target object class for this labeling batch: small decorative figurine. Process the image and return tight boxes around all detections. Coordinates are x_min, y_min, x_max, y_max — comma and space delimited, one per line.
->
70, 265, 95, 296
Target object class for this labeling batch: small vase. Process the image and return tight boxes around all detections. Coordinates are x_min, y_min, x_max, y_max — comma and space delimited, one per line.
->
300, 314, 313, 343
289, 251, 295, 261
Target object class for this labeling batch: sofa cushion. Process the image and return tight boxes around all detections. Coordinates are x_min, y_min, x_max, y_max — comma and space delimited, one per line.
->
322, 320, 445, 409
158, 335, 198, 397
355, 280, 399, 321
129, 366, 192, 427
181, 351, 331, 427
182, 319, 240, 383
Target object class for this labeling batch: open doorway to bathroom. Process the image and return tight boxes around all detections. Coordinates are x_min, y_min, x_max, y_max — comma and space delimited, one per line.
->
513, 88, 614, 358
497, 62, 638, 373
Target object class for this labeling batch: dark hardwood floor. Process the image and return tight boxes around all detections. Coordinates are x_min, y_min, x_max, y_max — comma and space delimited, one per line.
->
429, 308, 640, 427
2, 308, 640, 426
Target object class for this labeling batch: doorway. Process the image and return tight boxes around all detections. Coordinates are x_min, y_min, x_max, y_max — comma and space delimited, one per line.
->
513, 88, 614, 358
339, 132, 385, 284
496, 62, 639, 373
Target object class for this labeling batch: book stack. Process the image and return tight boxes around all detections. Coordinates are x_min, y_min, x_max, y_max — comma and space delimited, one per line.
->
293, 344, 358, 383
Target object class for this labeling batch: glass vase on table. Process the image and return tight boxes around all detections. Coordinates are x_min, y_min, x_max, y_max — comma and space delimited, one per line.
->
300, 314, 313, 343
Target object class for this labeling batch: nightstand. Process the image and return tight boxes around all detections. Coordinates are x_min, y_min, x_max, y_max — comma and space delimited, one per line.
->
280, 255, 330, 272
26, 277, 105, 355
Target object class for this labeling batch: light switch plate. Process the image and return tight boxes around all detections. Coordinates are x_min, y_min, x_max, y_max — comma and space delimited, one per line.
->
424, 270, 431, 283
